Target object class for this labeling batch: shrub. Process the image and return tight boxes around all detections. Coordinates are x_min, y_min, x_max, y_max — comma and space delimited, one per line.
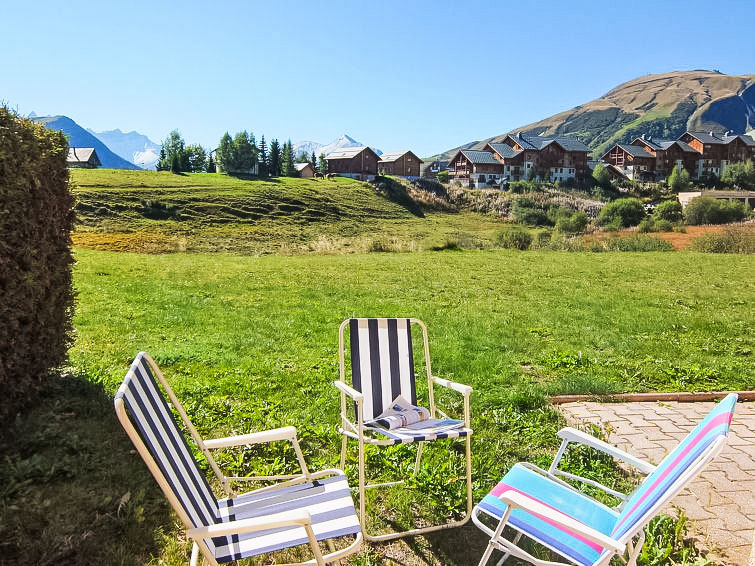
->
512, 197, 549, 226
602, 235, 673, 252
555, 211, 589, 234
638, 217, 673, 233
688, 227, 755, 253
509, 180, 535, 194
496, 225, 533, 250
684, 197, 749, 225
595, 198, 645, 228
720, 159, 755, 188
667, 167, 691, 192
532, 230, 552, 249
436, 170, 449, 183
654, 200, 683, 223
0, 107, 75, 423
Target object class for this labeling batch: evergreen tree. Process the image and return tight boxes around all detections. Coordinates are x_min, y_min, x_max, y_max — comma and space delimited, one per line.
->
310, 151, 317, 168
317, 153, 328, 175
233, 131, 255, 172
170, 154, 180, 173
295, 150, 310, 163
157, 147, 168, 171
258, 135, 268, 176
668, 166, 691, 192
159, 130, 187, 171
206, 154, 216, 173
216, 132, 234, 173
280, 139, 295, 176
185, 144, 206, 172
268, 139, 281, 176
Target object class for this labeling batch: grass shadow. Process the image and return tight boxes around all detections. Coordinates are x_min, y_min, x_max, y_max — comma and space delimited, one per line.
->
0, 370, 172, 565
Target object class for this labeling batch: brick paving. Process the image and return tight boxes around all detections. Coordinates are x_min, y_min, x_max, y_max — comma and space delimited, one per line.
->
558, 399, 755, 566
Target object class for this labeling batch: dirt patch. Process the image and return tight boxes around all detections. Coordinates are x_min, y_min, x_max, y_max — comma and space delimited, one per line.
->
588, 225, 727, 250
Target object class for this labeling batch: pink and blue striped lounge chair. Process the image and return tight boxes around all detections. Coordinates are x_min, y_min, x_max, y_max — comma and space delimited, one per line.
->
473, 393, 738, 566
115, 352, 362, 566
334, 318, 473, 541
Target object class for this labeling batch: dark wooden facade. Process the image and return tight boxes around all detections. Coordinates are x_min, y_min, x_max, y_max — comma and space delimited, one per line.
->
325, 147, 380, 179
378, 151, 422, 177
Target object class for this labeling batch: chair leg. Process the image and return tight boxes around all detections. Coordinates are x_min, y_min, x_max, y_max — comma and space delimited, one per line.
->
339, 434, 347, 471
413, 442, 424, 476
304, 523, 327, 566
189, 542, 200, 566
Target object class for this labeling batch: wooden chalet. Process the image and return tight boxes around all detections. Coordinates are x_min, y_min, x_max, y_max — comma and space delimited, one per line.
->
495, 133, 590, 181
447, 149, 505, 188
67, 147, 101, 168
600, 144, 656, 181
295, 162, 315, 178
678, 131, 755, 179
325, 146, 380, 180
378, 151, 422, 177
630, 136, 699, 178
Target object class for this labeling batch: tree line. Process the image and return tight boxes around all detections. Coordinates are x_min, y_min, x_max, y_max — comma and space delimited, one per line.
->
157, 129, 329, 176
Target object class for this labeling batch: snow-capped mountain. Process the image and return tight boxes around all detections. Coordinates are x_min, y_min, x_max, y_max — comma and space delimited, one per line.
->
293, 134, 382, 160
88, 128, 161, 170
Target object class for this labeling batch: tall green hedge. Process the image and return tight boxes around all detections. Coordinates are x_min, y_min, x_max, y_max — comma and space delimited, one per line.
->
0, 107, 75, 422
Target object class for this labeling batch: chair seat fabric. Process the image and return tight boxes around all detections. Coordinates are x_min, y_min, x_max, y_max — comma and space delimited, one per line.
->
476, 464, 619, 566
214, 473, 361, 563
363, 420, 471, 444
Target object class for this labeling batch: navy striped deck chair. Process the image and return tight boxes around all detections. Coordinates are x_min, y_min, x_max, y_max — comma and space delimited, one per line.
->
473, 394, 738, 566
334, 318, 473, 541
115, 352, 362, 566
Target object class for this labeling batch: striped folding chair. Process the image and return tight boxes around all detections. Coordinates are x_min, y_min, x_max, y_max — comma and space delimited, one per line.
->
334, 318, 473, 541
115, 352, 362, 566
473, 393, 738, 566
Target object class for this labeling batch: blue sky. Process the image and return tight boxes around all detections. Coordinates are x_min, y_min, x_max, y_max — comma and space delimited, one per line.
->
2, 0, 753, 156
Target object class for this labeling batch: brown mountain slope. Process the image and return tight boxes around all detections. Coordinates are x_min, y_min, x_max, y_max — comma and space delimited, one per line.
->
435, 71, 755, 160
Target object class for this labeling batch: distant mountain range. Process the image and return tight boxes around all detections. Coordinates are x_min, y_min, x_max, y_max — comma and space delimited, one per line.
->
87, 128, 161, 170
435, 70, 755, 160
293, 134, 382, 160
32, 116, 142, 169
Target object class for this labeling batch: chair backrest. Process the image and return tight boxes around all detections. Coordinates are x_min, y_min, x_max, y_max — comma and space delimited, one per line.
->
115, 353, 220, 536
347, 318, 417, 421
610, 393, 737, 541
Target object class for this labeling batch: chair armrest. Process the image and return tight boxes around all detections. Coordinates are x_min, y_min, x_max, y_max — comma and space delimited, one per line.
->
333, 380, 364, 402
432, 376, 472, 397
499, 490, 624, 553
203, 426, 298, 450
187, 509, 311, 539
556, 427, 656, 474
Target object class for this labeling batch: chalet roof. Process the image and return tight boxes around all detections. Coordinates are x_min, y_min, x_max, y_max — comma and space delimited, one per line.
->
506, 133, 590, 152
379, 150, 417, 163
683, 131, 755, 146
460, 149, 500, 164
487, 143, 522, 159
295, 163, 313, 171
67, 147, 98, 163
324, 146, 376, 159
634, 137, 698, 153
616, 144, 654, 158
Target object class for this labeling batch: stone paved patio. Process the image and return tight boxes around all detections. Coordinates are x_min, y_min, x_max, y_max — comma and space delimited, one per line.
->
558, 399, 755, 566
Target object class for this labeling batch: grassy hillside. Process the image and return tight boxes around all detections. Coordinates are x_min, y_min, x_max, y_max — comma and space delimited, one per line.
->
71, 169, 510, 253
435, 71, 755, 159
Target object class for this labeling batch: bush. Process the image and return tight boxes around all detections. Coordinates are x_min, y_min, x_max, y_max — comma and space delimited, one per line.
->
532, 230, 552, 249
436, 170, 449, 183
508, 180, 535, 194
684, 197, 749, 225
654, 200, 683, 223
512, 197, 549, 226
638, 217, 673, 233
601, 235, 673, 252
496, 225, 533, 250
0, 107, 75, 423
688, 227, 755, 253
720, 159, 755, 188
596, 198, 645, 228
667, 167, 691, 192
555, 211, 589, 234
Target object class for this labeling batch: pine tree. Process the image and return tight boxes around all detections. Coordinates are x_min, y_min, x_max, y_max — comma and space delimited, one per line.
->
258, 135, 268, 177
317, 153, 328, 175
310, 151, 317, 167
268, 139, 281, 177
216, 132, 234, 173
281, 139, 295, 176
206, 154, 216, 173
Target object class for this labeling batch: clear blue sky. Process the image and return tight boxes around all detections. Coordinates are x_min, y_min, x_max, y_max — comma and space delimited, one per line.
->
2, 0, 753, 157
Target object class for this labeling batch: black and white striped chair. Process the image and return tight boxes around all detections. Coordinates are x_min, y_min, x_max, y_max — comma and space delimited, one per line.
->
334, 318, 473, 541
115, 352, 362, 566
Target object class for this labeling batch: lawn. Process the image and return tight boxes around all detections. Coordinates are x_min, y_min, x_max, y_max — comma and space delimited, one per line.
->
3, 170, 753, 565
4, 247, 740, 565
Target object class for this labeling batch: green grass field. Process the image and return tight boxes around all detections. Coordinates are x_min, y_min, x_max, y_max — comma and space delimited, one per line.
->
3, 170, 752, 565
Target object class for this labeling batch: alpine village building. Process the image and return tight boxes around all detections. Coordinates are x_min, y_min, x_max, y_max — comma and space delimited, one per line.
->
66, 147, 101, 168
324, 146, 381, 180
601, 131, 755, 181
447, 133, 590, 188
378, 151, 422, 178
